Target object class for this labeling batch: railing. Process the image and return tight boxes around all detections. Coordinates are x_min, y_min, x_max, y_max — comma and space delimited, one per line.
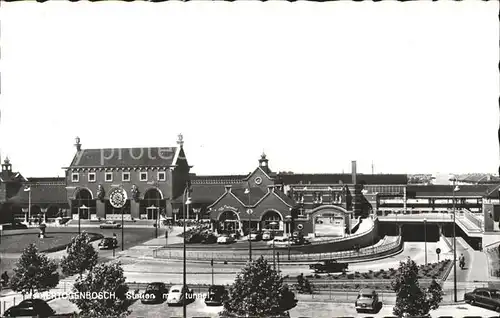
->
463, 209, 483, 230
153, 236, 403, 262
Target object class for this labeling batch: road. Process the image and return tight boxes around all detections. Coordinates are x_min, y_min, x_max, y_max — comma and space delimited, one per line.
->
126, 298, 500, 318
120, 241, 453, 285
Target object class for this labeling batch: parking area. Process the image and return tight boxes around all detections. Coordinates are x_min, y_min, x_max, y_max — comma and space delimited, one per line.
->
127, 299, 500, 318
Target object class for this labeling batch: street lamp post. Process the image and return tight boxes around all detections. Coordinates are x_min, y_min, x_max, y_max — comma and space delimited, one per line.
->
285, 215, 292, 260
121, 206, 124, 251
450, 177, 460, 303
270, 221, 278, 270
245, 185, 252, 261
183, 185, 191, 318
424, 218, 427, 265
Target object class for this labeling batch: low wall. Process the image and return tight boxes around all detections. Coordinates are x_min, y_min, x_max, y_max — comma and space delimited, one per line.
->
153, 235, 402, 263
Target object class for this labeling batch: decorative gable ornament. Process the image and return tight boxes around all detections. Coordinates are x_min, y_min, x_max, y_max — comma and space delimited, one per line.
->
109, 187, 127, 209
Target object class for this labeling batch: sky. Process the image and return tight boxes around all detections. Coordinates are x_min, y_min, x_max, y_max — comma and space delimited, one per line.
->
0, 1, 498, 178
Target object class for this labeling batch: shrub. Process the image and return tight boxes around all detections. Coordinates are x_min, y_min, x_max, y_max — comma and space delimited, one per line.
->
347, 274, 354, 279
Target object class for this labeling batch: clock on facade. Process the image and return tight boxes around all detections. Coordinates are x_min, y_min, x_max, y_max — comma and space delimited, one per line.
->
254, 177, 262, 185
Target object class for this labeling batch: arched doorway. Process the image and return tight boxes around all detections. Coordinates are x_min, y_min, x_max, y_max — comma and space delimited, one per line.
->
261, 210, 283, 232
140, 188, 164, 220
30, 205, 42, 223
310, 205, 349, 237
218, 210, 240, 235
72, 188, 95, 220
46, 206, 60, 219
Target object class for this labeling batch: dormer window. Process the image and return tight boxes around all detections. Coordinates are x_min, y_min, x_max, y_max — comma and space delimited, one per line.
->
88, 173, 96, 182
71, 173, 79, 182
157, 172, 166, 181
105, 172, 113, 182
140, 172, 148, 182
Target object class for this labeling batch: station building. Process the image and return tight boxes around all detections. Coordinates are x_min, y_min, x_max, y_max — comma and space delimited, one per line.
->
63, 135, 190, 221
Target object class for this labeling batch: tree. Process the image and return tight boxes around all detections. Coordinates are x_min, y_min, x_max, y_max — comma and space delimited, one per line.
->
221, 256, 296, 317
10, 244, 59, 298
60, 232, 98, 278
426, 279, 444, 310
391, 257, 431, 317
71, 261, 130, 318
296, 273, 313, 294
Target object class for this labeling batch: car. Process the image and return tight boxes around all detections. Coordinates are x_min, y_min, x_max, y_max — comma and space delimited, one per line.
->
99, 220, 121, 229
267, 236, 292, 248
186, 233, 204, 244
3, 298, 55, 318
309, 259, 348, 273
355, 289, 381, 313
291, 237, 311, 246
249, 232, 262, 241
205, 285, 229, 306
201, 234, 218, 244
262, 231, 274, 241
464, 288, 500, 311
217, 235, 235, 244
141, 282, 168, 304
166, 284, 194, 306
98, 237, 118, 250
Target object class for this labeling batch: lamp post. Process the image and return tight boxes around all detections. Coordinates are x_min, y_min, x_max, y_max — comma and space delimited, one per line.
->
285, 215, 292, 260
245, 185, 252, 261
121, 206, 124, 251
183, 185, 191, 318
424, 218, 427, 265
450, 177, 460, 303
270, 221, 278, 270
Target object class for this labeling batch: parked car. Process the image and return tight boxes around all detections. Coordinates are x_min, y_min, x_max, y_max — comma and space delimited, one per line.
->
98, 237, 118, 250
0, 222, 28, 230
204, 285, 229, 306
166, 285, 194, 306
217, 235, 235, 244
262, 231, 274, 241
3, 299, 55, 317
186, 233, 204, 244
355, 289, 381, 313
141, 282, 168, 304
267, 236, 291, 248
465, 288, 500, 311
201, 234, 218, 244
309, 260, 348, 273
249, 231, 262, 241
99, 220, 121, 229
291, 237, 311, 246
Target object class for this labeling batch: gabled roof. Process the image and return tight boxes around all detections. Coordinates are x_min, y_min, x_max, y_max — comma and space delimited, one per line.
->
0, 171, 26, 183
67, 147, 179, 168
243, 166, 273, 181
13, 180, 68, 205
230, 187, 268, 206
173, 184, 227, 204
274, 190, 296, 207
190, 174, 247, 185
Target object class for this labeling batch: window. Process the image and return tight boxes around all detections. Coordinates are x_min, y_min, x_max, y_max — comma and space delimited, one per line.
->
122, 172, 130, 182
157, 172, 166, 181
71, 173, 79, 182
88, 173, 96, 182
140, 172, 148, 181
105, 172, 113, 182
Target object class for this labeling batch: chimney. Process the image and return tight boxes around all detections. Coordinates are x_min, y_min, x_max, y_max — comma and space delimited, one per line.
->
351, 160, 357, 184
